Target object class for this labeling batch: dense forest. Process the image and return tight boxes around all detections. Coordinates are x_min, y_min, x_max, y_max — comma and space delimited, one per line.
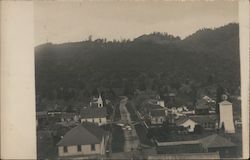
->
35, 23, 240, 110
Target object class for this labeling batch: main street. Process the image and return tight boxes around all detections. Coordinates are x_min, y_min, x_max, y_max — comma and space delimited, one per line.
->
119, 96, 140, 152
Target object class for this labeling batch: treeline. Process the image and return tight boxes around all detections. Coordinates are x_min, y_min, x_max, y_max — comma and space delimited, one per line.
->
35, 23, 240, 107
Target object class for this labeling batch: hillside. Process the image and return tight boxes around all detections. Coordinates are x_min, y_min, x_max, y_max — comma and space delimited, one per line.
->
35, 23, 240, 105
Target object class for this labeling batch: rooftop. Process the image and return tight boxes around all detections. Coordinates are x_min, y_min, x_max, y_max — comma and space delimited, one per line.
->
199, 134, 236, 148
57, 122, 106, 146
175, 115, 217, 125
189, 115, 217, 123
196, 99, 209, 110
148, 152, 220, 159
80, 107, 107, 118
151, 109, 166, 117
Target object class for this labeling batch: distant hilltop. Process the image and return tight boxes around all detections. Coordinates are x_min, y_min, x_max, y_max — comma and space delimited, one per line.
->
35, 23, 240, 101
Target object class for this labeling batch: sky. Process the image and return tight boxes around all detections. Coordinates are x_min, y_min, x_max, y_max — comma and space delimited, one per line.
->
35, 0, 238, 46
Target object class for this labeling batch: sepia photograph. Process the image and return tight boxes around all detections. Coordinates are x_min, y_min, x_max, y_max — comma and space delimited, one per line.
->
34, 0, 244, 159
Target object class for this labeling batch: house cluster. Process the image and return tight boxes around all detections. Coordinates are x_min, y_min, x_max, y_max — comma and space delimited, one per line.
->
37, 94, 111, 158
137, 93, 238, 158
138, 93, 235, 134
174, 95, 235, 134
155, 133, 238, 158
138, 98, 168, 126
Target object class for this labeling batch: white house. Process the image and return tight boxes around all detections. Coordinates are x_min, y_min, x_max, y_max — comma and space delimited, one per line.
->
57, 122, 108, 158
176, 115, 217, 132
80, 107, 107, 126
219, 100, 235, 133
157, 100, 165, 107
176, 117, 197, 132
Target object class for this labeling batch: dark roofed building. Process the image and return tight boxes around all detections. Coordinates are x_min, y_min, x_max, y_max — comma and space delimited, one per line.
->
189, 115, 217, 130
141, 101, 166, 114
81, 107, 107, 118
140, 100, 167, 126
148, 152, 220, 159
150, 109, 167, 125
80, 107, 107, 126
151, 110, 166, 117
57, 122, 108, 158
195, 99, 209, 115
198, 134, 237, 158
175, 115, 217, 132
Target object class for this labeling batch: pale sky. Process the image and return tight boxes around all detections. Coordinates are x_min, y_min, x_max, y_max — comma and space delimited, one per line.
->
35, 0, 238, 46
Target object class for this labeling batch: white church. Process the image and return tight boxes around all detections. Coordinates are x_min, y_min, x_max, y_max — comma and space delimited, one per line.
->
90, 94, 103, 108
80, 94, 107, 126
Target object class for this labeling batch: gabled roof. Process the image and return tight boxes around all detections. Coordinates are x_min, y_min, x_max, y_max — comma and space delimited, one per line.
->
151, 109, 166, 117
176, 115, 217, 125
199, 134, 236, 148
57, 122, 106, 146
81, 107, 107, 118
189, 115, 217, 123
175, 117, 196, 125
145, 103, 164, 110
148, 152, 220, 160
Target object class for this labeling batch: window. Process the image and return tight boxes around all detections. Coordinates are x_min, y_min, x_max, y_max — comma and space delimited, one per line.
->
91, 144, 95, 151
92, 119, 94, 123
77, 145, 81, 152
99, 118, 102, 123
63, 146, 68, 153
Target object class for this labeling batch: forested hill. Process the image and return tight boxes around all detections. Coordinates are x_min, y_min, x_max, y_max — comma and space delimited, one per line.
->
35, 23, 240, 101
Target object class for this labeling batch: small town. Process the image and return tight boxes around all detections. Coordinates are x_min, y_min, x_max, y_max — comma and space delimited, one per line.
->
36, 86, 242, 159
34, 1, 242, 159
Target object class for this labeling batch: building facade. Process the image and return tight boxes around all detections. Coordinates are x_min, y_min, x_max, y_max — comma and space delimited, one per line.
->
57, 123, 107, 158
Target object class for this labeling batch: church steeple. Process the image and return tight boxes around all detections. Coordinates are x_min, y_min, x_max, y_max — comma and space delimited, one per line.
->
97, 93, 103, 108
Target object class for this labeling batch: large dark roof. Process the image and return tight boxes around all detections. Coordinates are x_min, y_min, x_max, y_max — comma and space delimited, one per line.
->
80, 107, 107, 118
57, 122, 106, 146
144, 102, 163, 110
148, 152, 220, 159
199, 134, 236, 148
175, 115, 217, 125
151, 109, 166, 117
196, 99, 209, 109
189, 115, 217, 123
